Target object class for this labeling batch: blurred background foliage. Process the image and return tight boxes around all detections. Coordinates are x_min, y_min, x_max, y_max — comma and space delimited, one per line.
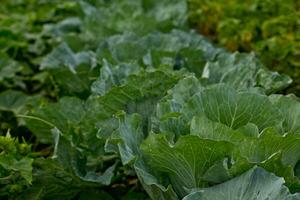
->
188, 0, 300, 94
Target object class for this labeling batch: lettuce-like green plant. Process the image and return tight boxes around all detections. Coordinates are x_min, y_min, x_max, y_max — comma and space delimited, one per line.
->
107, 79, 300, 199
0, 0, 298, 199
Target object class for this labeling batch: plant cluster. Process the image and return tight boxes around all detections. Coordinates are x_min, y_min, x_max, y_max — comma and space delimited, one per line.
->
0, 0, 300, 199
188, 0, 300, 94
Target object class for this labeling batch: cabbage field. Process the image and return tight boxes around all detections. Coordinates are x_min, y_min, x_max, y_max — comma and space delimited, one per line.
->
1, 0, 300, 199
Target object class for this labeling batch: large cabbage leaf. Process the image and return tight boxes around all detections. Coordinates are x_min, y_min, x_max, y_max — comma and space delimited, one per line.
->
184, 167, 300, 200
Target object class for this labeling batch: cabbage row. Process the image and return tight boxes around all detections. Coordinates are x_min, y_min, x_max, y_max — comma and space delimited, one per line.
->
0, 0, 299, 199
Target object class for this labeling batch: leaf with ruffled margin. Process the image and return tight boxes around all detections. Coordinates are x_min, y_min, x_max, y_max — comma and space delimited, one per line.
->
152, 76, 203, 138
52, 128, 116, 184
91, 59, 141, 95
153, 82, 300, 192
24, 97, 86, 144
154, 76, 292, 141
25, 69, 182, 149
141, 134, 242, 198
191, 116, 300, 187
96, 30, 291, 93
156, 82, 284, 137
108, 109, 300, 199
105, 113, 144, 165
183, 167, 300, 200
106, 112, 246, 199
202, 52, 292, 93
106, 113, 179, 199
270, 94, 300, 135
19, 128, 116, 200
189, 84, 281, 130
40, 43, 99, 98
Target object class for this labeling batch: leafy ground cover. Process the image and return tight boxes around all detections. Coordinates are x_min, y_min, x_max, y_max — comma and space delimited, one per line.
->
188, 0, 300, 94
0, 0, 300, 199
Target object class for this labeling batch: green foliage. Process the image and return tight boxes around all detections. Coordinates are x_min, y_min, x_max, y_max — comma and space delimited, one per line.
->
0, 132, 33, 197
0, 0, 299, 199
184, 167, 300, 200
108, 82, 300, 199
188, 0, 300, 94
